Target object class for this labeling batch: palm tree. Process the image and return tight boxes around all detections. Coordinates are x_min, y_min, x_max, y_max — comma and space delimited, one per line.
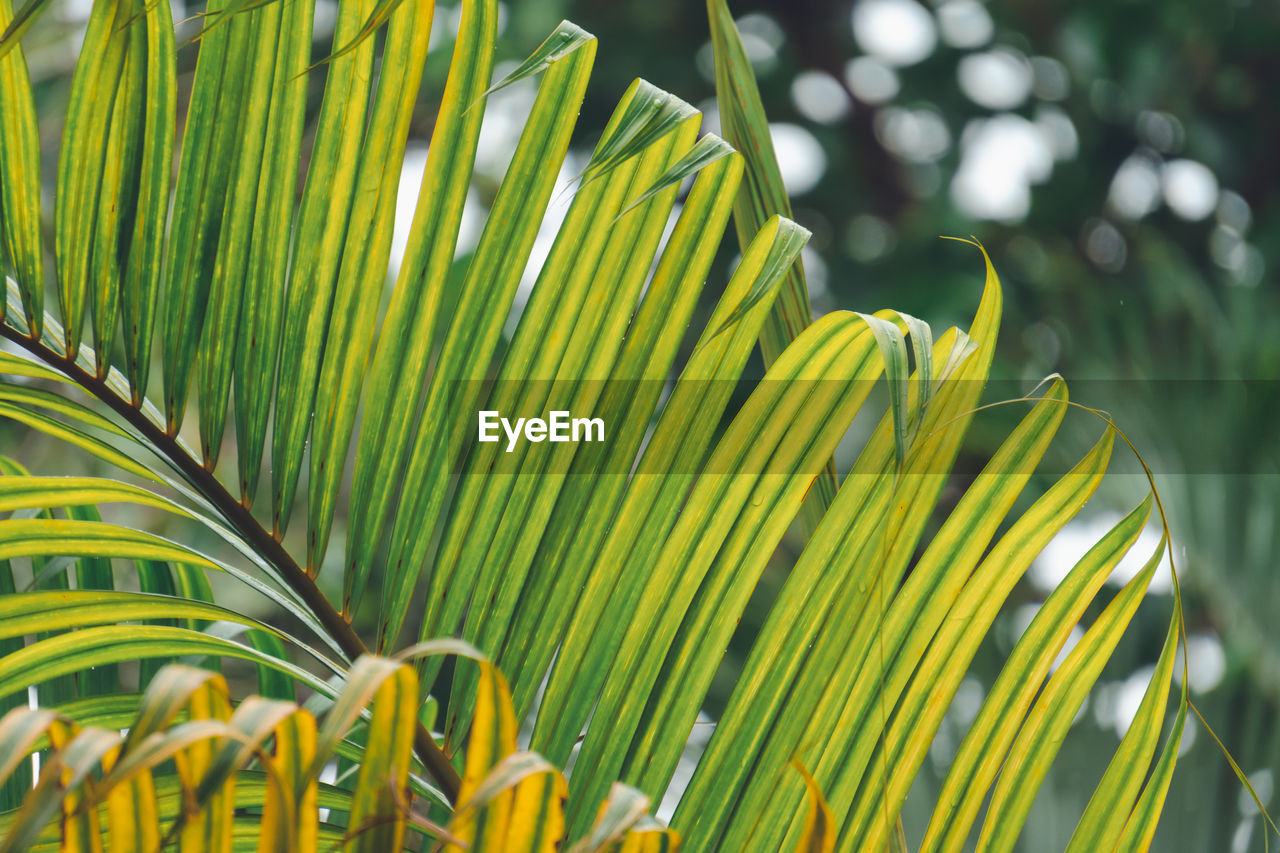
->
0, 0, 1190, 848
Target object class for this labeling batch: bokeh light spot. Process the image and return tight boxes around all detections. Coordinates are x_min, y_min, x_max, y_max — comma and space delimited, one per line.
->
936, 0, 993, 49
846, 214, 897, 262
844, 56, 901, 104
876, 106, 951, 163
1162, 159, 1219, 221
1175, 633, 1227, 694
951, 114, 1053, 221
769, 123, 828, 195
958, 48, 1033, 110
851, 0, 938, 67
791, 70, 852, 124
1034, 105, 1078, 160
1108, 154, 1162, 220
1136, 110, 1184, 153
1082, 218, 1128, 274
1031, 55, 1071, 101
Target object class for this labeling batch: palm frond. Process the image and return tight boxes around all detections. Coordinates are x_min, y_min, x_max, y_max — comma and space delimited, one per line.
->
0, 0, 1201, 848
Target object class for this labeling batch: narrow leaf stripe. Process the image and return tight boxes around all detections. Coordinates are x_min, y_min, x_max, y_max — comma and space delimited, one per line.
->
0, 475, 188, 516
377, 30, 595, 650
0, 401, 160, 481
1116, 701, 1186, 851
88, 10, 144, 375
232, 0, 314, 503
269, 0, 378, 532
706, 0, 835, 536
0, 381, 135, 438
0, 0, 43, 335
976, 535, 1169, 852
344, 665, 417, 852
498, 149, 743, 719
438, 100, 701, 741
160, 1, 256, 431
257, 710, 318, 852
0, 626, 333, 708
306, 0, 434, 572
196, 3, 285, 468
530, 214, 807, 766
0, 590, 279, 643
1065, 610, 1181, 851
846, 426, 1115, 850
118, 0, 176, 403
0, 351, 68, 383
103, 740, 162, 853
345, 0, 499, 615
0, 518, 218, 566
705, 0, 811, 366
919, 494, 1156, 853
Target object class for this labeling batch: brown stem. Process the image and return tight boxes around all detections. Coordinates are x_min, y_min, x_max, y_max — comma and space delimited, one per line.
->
0, 323, 462, 801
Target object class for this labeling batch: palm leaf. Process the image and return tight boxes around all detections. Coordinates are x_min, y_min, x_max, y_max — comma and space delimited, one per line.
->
704, 0, 837, 538
343, 0, 503, 615
0, 0, 42, 335
376, 20, 596, 650
495, 143, 743, 720
0, 0, 1207, 849
268, 0, 379, 532
304, 0, 432, 572
230, 0, 310, 503
0, 657, 433, 850
431, 84, 708, 731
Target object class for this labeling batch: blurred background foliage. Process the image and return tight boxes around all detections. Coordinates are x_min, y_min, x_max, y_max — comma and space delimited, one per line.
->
8, 0, 1279, 849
